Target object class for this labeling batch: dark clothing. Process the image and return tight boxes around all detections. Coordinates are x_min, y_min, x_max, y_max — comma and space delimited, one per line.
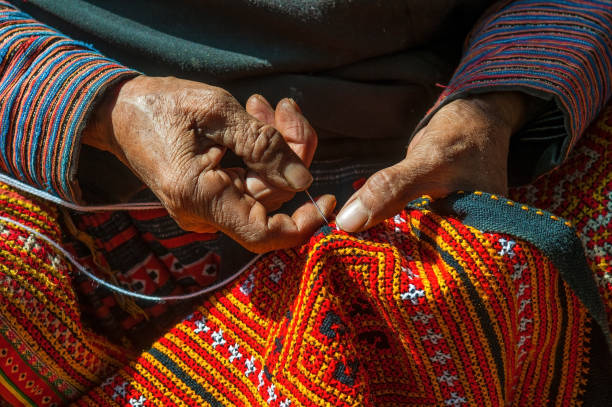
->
14, 0, 487, 198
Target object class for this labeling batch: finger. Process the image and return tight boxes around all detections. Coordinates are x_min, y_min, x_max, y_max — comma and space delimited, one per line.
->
335, 153, 450, 233
206, 96, 313, 192
261, 194, 336, 248
244, 175, 294, 212
244, 98, 317, 210
195, 143, 226, 170
198, 169, 335, 252
246, 94, 275, 125
244, 193, 336, 252
274, 98, 317, 167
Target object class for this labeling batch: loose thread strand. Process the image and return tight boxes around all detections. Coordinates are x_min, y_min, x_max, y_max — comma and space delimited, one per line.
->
0, 215, 262, 303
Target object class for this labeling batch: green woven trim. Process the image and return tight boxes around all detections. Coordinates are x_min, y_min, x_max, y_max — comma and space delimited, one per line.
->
411, 191, 611, 353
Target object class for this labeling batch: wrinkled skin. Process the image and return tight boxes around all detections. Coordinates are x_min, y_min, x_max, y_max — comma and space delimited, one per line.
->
335, 92, 530, 232
83, 76, 334, 253
84, 75, 529, 251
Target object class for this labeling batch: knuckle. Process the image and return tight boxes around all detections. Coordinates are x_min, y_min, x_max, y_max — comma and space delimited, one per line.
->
232, 121, 259, 158
180, 86, 236, 127
364, 169, 401, 203
205, 87, 235, 113
238, 122, 283, 164
237, 227, 268, 252
207, 85, 232, 99
254, 124, 282, 162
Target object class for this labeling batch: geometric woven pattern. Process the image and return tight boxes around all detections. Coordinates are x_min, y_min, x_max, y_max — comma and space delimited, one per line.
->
76, 202, 592, 406
0, 113, 606, 406
511, 105, 612, 334
71, 106, 612, 406
67, 208, 220, 348
0, 103, 609, 405
0, 184, 131, 407
0, 102, 610, 404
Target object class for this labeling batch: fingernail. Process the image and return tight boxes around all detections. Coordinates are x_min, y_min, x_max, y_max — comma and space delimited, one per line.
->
253, 94, 273, 109
283, 162, 312, 189
316, 194, 336, 215
245, 175, 268, 199
281, 98, 301, 113
336, 198, 368, 232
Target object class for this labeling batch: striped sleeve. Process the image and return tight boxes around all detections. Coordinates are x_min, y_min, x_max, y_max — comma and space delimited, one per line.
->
0, 1, 138, 202
423, 0, 612, 163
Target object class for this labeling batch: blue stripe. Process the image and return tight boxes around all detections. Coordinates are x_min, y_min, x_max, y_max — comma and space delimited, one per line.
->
496, 8, 612, 32
471, 26, 612, 79
28, 42, 74, 184
58, 66, 134, 198
507, 0, 612, 13
0, 7, 138, 199
0, 35, 49, 177
44, 53, 110, 195
16, 41, 68, 184
495, 14, 611, 33
466, 58, 595, 105
454, 67, 583, 116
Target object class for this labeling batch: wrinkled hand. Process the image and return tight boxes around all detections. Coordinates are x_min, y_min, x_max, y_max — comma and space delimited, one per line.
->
336, 92, 530, 232
83, 75, 335, 253
243, 94, 318, 212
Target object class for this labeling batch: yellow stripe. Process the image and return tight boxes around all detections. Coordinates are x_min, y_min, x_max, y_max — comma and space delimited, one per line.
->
278, 237, 353, 406
168, 329, 252, 407
1, 236, 70, 285
417, 237, 479, 405
0, 270, 108, 387
439, 221, 509, 399
121, 366, 167, 407
145, 344, 217, 407
513, 246, 537, 401
523, 252, 554, 405
210, 294, 268, 350
0, 367, 35, 407
0, 192, 59, 237
388, 234, 444, 402
422, 220, 499, 403
130, 357, 186, 407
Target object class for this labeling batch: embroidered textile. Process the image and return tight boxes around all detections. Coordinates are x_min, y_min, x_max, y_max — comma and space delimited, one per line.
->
0, 105, 611, 407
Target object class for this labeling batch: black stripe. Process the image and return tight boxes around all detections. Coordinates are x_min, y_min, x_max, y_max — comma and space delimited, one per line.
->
104, 237, 151, 271
165, 241, 218, 265
84, 212, 132, 241
132, 215, 188, 240
547, 277, 568, 407
149, 347, 225, 407
417, 228, 506, 392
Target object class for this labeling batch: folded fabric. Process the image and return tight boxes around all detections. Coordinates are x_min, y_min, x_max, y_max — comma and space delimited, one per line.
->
0, 106, 611, 405
73, 194, 607, 406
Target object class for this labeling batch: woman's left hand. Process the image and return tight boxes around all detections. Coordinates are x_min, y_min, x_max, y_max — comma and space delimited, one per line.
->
335, 92, 531, 232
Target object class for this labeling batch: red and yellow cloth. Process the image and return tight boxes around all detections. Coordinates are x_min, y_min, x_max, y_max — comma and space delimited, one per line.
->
0, 106, 609, 405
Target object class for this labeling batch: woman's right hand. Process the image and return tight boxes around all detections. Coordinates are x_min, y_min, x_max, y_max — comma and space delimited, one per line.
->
83, 75, 335, 253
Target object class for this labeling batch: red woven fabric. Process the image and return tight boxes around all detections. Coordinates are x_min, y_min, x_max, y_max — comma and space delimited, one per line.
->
0, 106, 610, 406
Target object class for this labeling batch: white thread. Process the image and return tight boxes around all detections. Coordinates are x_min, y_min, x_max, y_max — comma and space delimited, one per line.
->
305, 189, 330, 226
0, 171, 163, 211
0, 215, 261, 302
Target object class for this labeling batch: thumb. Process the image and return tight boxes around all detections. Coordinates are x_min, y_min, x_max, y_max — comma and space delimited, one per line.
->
335, 156, 447, 232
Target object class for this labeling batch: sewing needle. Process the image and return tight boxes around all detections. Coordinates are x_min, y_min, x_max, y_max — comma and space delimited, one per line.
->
305, 190, 330, 227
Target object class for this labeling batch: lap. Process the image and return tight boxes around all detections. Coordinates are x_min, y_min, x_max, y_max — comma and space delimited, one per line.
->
0, 105, 611, 406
